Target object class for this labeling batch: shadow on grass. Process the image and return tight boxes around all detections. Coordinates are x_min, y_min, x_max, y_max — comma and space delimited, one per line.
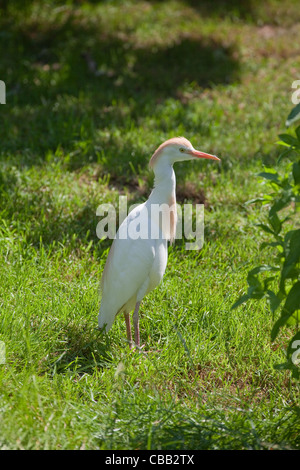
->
0, 5, 240, 170
95, 398, 296, 450
46, 324, 113, 376
0, 3, 241, 250
151, 0, 255, 21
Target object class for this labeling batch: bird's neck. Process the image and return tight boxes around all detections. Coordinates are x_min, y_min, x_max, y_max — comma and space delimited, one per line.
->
149, 163, 176, 206
148, 163, 177, 242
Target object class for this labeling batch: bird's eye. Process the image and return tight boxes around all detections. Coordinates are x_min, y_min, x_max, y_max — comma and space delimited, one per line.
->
179, 148, 185, 153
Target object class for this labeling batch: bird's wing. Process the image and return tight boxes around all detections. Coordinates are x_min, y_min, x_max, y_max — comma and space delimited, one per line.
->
99, 204, 157, 327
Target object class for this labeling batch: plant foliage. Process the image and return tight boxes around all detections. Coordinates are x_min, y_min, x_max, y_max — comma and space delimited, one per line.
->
233, 105, 300, 379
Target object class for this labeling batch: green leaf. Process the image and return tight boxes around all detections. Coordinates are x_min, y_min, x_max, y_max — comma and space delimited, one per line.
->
258, 171, 280, 183
293, 161, 300, 185
256, 223, 275, 236
284, 229, 300, 262
277, 147, 294, 164
247, 265, 279, 277
283, 281, 300, 314
286, 310, 300, 326
245, 197, 270, 205
280, 267, 300, 289
280, 229, 300, 285
276, 140, 292, 148
259, 240, 283, 251
278, 133, 300, 147
269, 213, 281, 235
271, 281, 300, 341
269, 191, 292, 216
286, 103, 300, 127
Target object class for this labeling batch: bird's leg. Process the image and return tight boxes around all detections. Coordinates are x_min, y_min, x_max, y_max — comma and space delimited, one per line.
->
133, 301, 141, 347
124, 312, 133, 349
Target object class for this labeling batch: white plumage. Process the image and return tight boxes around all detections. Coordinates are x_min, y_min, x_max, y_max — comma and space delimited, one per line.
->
99, 204, 168, 331
98, 137, 220, 348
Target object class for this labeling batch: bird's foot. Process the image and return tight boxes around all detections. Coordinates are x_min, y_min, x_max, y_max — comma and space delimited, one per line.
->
132, 343, 162, 354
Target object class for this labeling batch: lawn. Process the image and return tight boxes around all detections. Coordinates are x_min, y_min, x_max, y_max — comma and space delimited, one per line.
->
0, 0, 299, 449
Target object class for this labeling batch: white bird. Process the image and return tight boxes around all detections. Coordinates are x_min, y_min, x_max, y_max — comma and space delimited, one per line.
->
98, 137, 220, 348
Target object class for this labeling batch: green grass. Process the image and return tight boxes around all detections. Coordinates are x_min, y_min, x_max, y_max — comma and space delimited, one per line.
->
0, 0, 299, 450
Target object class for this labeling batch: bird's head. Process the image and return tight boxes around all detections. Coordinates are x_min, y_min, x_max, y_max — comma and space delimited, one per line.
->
149, 137, 220, 169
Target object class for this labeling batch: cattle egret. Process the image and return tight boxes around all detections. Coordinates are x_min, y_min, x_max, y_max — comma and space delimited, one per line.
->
98, 137, 220, 348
